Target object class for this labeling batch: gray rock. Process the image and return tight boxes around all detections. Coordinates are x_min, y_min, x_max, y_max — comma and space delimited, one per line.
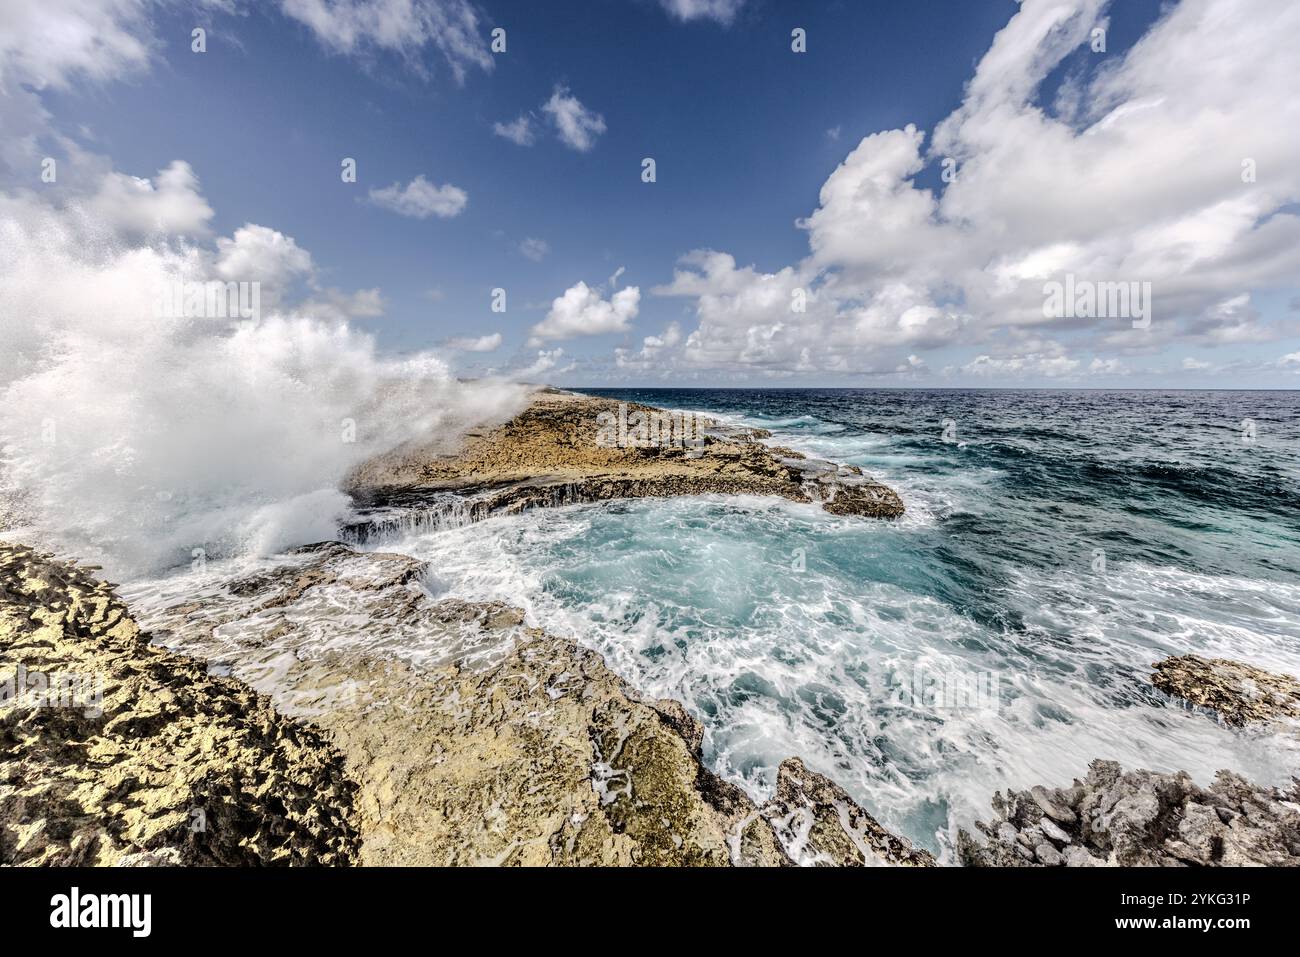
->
960, 759, 1300, 867
1063, 845, 1104, 867
1034, 842, 1064, 866
1032, 785, 1078, 824
1039, 817, 1072, 845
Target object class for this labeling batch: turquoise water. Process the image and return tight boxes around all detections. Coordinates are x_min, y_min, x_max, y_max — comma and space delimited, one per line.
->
390, 389, 1300, 858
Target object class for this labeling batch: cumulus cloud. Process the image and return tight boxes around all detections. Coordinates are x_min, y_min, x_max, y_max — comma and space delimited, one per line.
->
529, 281, 640, 346
84, 160, 215, 238
962, 353, 1082, 379
0, 0, 166, 178
297, 286, 386, 322
0, 0, 156, 93
215, 223, 313, 286
519, 237, 549, 261
541, 86, 606, 152
493, 114, 535, 146
514, 347, 573, 381
644, 0, 1300, 379
615, 322, 682, 369
279, 0, 493, 83
367, 174, 467, 219
445, 332, 502, 352
658, 0, 745, 25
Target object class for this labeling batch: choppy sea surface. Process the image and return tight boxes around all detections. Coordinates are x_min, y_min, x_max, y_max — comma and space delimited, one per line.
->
384, 388, 1300, 856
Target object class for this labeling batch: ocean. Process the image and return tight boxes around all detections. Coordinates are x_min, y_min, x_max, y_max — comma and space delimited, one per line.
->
384, 388, 1300, 856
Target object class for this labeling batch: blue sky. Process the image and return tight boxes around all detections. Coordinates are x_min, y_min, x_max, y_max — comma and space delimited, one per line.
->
5, 0, 1300, 387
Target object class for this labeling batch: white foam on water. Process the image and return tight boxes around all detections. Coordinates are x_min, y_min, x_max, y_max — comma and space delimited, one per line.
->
382, 495, 1300, 860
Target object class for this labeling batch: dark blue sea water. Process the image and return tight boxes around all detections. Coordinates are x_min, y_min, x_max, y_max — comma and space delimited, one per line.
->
397, 388, 1300, 857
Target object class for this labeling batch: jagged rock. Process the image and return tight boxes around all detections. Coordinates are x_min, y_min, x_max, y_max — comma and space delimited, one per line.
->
960, 759, 1300, 867
103, 542, 928, 866
1035, 842, 1064, 866
1151, 654, 1300, 727
344, 391, 904, 539
0, 542, 359, 866
757, 757, 934, 867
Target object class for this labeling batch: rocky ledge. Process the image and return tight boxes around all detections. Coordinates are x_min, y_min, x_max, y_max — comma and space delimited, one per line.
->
958, 759, 1300, 867
0, 542, 359, 866
6, 541, 933, 867
1150, 654, 1300, 727
342, 390, 902, 541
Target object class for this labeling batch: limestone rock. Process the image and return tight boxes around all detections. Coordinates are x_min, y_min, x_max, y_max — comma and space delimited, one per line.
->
344, 391, 904, 539
0, 542, 359, 866
1150, 654, 1300, 727
74, 542, 928, 867
959, 759, 1300, 867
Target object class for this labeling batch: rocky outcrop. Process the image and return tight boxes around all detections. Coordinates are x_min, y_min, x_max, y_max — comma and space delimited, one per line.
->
1151, 654, 1300, 727
958, 759, 1300, 867
343, 391, 903, 542
136, 542, 932, 867
762, 757, 935, 867
0, 542, 359, 866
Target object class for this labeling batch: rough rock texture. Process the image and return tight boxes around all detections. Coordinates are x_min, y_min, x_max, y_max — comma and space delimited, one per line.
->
763, 757, 935, 867
136, 542, 932, 867
343, 391, 903, 541
0, 542, 359, 866
958, 759, 1300, 867
1151, 654, 1300, 727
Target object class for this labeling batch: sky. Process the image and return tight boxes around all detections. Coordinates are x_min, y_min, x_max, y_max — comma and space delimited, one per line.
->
2, 0, 1299, 388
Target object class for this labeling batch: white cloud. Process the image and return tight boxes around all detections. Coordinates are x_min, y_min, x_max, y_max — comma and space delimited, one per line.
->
515, 348, 573, 381
1182, 357, 1211, 371
541, 86, 606, 152
493, 114, 535, 146
279, 0, 492, 83
615, 322, 682, 369
962, 353, 1082, 379
529, 281, 640, 345
0, 0, 155, 93
297, 286, 386, 322
85, 160, 214, 238
645, 0, 1300, 378
519, 237, 549, 261
215, 223, 314, 287
658, 0, 745, 25
445, 332, 502, 352
367, 174, 467, 219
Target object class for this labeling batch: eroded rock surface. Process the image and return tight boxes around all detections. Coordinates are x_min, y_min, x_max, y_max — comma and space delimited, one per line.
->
134, 542, 931, 866
959, 759, 1300, 867
344, 391, 903, 541
1151, 654, 1300, 727
0, 542, 359, 866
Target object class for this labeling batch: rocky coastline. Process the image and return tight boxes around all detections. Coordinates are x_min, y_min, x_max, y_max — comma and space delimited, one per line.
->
0, 542, 358, 866
4, 390, 1298, 867
341, 389, 903, 543
3, 540, 934, 866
